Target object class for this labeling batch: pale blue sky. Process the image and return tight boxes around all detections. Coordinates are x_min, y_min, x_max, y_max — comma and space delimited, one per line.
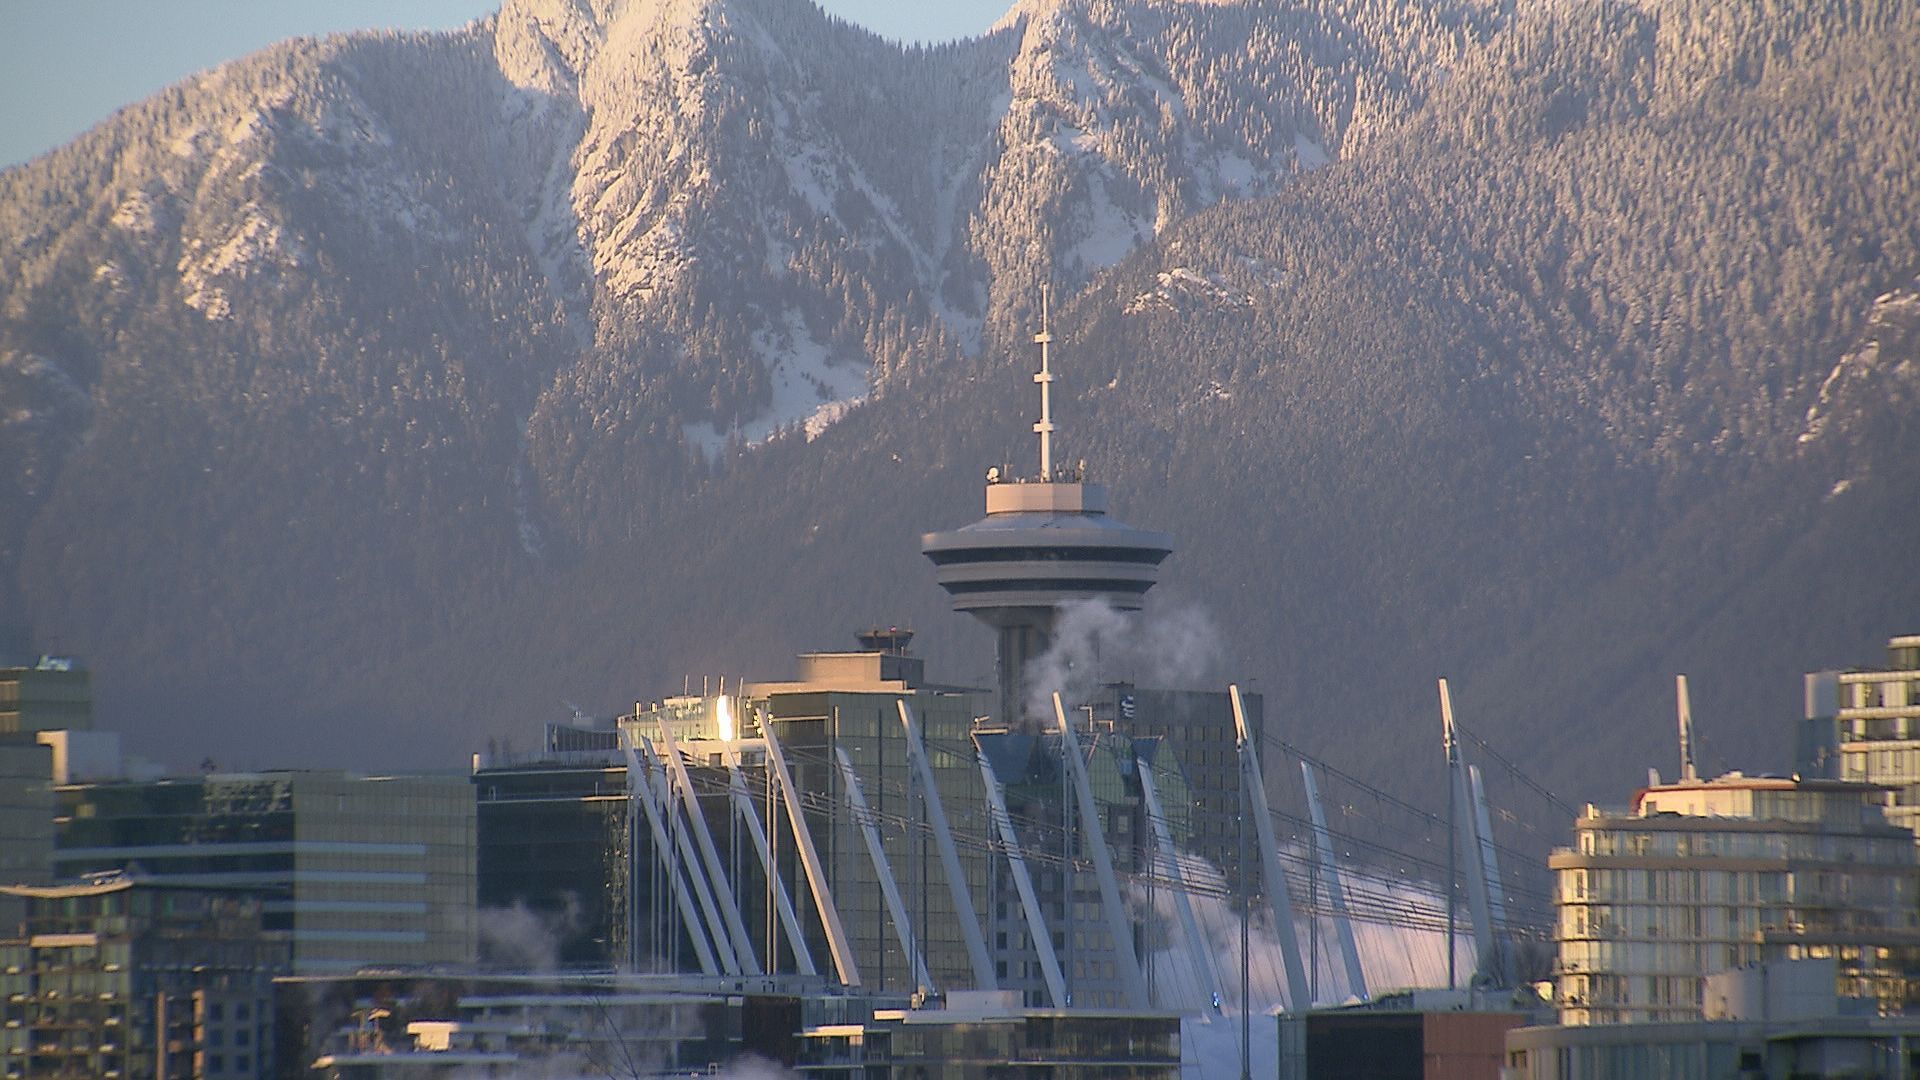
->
0, 1, 1012, 168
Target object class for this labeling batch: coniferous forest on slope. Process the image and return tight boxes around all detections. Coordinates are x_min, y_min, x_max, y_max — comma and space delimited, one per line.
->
0, 0, 1917, 807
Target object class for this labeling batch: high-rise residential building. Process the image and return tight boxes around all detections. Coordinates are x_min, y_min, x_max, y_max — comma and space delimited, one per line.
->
0, 873, 288, 1080
1830, 634, 1920, 833
50, 771, 476, 973
1551, 773, 1920, 1026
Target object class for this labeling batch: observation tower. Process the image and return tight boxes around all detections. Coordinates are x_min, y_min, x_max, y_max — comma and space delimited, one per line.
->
921, 305, 1173, 725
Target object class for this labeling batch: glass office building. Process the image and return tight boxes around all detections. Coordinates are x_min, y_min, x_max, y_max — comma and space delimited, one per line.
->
623, 648, 997, 996
472, 728, 632, 968
51, 771, 475, 973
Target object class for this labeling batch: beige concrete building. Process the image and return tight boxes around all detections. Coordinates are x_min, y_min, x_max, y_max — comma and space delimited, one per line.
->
1552, 773, 1920, 1026
1834, 634, 1920, 833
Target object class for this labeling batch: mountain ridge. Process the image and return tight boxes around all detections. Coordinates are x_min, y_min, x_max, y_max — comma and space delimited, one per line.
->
2, 0, 1916, 811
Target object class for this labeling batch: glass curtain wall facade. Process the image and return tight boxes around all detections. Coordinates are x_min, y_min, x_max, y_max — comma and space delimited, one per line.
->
981, 722, 1190, 1010
473, 751, 631, 968
0, 742, 53, 931
51, 772, 475, 973
618, 656, 1250, 1012
1085, 685, 1256, 886
623, 667, 995, 995
623, 695, 779, 977
981, 688, 1237, 1010
763, 687, 993, 997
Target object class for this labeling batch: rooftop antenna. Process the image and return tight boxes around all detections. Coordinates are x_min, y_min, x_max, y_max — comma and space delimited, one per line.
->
1677, 674, 1698, 782
1033, 286, 1056, 479
1440, 678, 1458, 992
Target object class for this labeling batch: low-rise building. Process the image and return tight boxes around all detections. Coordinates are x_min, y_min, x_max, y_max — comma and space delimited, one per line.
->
1508, 958, 1920, 1079
288, 972, 813, 1079
1277, 987, 1545, 1080
795, 990, 1181, 1079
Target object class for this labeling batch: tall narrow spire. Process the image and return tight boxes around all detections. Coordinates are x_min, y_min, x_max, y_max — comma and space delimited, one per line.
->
1033, 288, 1056, 479
1677, 674, 1698, 782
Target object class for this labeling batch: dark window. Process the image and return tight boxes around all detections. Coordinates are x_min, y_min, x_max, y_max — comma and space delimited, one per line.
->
926, 546, 1167, 566
943, 578, 1153, 596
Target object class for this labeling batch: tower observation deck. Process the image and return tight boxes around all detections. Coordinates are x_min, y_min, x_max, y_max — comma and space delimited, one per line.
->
921, 308, 1173, 725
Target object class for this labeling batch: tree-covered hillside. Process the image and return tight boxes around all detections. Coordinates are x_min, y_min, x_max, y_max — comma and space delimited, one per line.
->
1, 0, 1915, 809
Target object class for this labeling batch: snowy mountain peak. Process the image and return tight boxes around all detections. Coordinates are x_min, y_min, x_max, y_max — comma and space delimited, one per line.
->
1, 0, 1526, 517
496, 0, 827, 92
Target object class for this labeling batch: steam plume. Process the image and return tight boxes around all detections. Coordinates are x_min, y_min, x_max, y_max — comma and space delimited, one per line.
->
1022, 597, 1224, 722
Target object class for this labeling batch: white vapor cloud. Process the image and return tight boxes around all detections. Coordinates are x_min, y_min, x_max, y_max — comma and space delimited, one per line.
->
1022, 597, 1225, 722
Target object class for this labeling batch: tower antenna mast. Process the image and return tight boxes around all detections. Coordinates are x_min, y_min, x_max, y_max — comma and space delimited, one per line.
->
1677, 674, 1698, 782
1034, 287, 1056, 479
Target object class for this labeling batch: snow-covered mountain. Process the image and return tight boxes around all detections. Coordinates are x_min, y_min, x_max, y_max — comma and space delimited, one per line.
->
2, 0, 1917, 802
2, 0, 1493, 587
484, 0, 1495, 453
